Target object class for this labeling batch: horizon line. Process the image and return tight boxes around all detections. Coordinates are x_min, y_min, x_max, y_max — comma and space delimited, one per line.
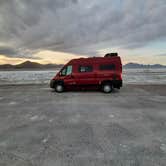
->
0, 60, 166, 66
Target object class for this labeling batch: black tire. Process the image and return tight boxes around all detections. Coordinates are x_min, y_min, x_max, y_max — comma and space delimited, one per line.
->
55, 84, 64, 93
102, 83, 113, 93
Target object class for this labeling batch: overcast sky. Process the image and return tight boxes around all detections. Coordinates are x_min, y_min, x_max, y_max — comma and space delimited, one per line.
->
0, 0, 166, 64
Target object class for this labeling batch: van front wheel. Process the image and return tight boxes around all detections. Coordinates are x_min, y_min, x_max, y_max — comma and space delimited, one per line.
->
102, 83, 113, 93
55, 84, 64, 93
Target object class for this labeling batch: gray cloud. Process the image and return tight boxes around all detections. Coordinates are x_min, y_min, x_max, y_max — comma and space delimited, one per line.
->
0, 0, 166, 58
0, 46, 17, 56
0, 46, 40, 59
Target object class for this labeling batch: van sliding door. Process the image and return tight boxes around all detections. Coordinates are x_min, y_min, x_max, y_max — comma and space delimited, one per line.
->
74, 65, 97, 86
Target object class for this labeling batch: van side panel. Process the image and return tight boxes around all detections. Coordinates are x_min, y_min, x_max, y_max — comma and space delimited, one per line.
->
73, 63, 98, 86
95, 57, 122, 88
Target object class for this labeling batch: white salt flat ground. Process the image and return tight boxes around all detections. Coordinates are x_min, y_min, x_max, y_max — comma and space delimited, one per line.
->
0, 84, 166, 166
0, 68, 166, 85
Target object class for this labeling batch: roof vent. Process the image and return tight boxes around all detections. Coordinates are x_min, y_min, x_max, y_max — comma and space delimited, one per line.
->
104, 53, 118, 57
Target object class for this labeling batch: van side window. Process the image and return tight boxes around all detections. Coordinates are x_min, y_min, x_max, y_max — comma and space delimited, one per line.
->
61, 65, 72, 76
99, 64, 115, 70
79, 65, 93, 73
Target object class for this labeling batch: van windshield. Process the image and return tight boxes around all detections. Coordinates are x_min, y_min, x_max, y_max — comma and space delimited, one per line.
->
61, 65, 72, 76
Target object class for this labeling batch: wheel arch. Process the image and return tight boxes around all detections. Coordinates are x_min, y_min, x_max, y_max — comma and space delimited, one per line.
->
100, 80, 113, 86
52, 80, 64, 88
55, 80, 64, 86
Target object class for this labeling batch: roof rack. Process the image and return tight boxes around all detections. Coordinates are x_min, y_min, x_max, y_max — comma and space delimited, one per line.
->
104, 53, 118, 57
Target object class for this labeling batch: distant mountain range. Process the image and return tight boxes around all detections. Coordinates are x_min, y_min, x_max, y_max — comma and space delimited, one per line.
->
0, 61, 63, 70
0, 61, 165, 70
123, 63, 166, 69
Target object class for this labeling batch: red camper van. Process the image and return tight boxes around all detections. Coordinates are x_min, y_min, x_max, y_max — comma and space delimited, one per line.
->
50, 53, 122, 93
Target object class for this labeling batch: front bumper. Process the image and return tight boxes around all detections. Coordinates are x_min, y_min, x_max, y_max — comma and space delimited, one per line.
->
50, 79, 56, 89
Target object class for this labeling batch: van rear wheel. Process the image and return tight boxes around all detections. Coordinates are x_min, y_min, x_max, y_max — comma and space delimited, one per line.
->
55, 84, 64, 93
102, 83, 113, 93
